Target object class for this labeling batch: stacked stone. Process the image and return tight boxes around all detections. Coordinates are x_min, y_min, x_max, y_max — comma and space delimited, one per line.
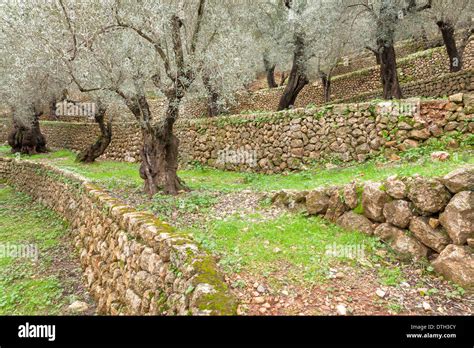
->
272, 167, 474, 288
2, 93, 470, 173
177, 93, 473, 174
0, 157, 237, 315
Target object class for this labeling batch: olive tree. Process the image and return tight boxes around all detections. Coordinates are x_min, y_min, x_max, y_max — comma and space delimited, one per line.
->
348, 0, 433, 99
422, 0, 473, 72
32, 0, 256, 195
0, 1, 70, 154
251, 0, 347, 110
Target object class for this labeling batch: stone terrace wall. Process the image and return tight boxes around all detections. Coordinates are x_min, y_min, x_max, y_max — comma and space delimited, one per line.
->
1, 93, 473, 173
176, 93, 474, 174
0, 157, 237, 315
270, 167, 474, 288
331, 69, 474, 104
330, 38, 435, 77
232, 44, 474, 113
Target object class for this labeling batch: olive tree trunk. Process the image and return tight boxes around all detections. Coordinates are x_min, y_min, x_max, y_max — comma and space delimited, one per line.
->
8, 110, 48, 155
437, 21, 462, 72
202, 73, 220, 117
378, 40, 403, 100
277, 34, 308, 110
76, 104, 112, 163
138, 100, 188, 196
263, 55, 277, 89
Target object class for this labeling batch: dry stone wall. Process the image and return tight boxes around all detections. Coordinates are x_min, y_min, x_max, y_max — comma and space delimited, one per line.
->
1, 93, 473, 173
0, 157, 237, 315
177, 93, 473, 174
333, 69, 474, 104
232, 46, 474, 113
271, 167, 474, 288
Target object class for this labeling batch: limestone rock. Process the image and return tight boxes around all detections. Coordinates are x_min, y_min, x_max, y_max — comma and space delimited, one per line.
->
385, 175, 407, 199
400, 139, 419, 150
336, 211, 374, 235
439, 191, 474, 245
383, 200, 413, 229
336, 303, 347, 316
272, 189, 307, 211
68, 301, 89, 313
431, 244, 474, 288
343, 183, 359, 210
448, 93, 464, 103
442, 167, 474, 193
324, 190, 348, 222
408, 128, 430, 140
374, 223, 428, 261
362, 182, 390, 222
306, 188, 330, 215
409, 217, 451, 253
407, 177, 451, 214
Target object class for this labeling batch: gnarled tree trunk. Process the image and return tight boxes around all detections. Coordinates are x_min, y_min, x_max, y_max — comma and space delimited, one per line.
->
437, 21, 462, 72
277, 34, 308, 111
263, 55, 277, 89
76, 104, 112, 163
378, 40, 403, 100
8, 110, 48, 155
203, 73, 220, 117
320, 72, 331, 103
137, 98, 188, 196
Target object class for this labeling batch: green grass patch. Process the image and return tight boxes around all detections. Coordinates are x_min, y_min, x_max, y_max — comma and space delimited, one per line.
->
138, 191, 219, 221
188, 213, 376, 284
1, 146, 472, 193
0, 186, 69, 314
378, 267, 405, 286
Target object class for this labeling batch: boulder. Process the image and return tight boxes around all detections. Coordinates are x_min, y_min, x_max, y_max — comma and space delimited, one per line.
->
324, 190, 349, 223
362, 182, 390, 222
439, 191, 474, 245
408, 128, 430, 140
374, 223, 428, 261
431, 244, 474, 288
383, 200, 413, 229
442, 167, 474, 193
68, 301, 89, 314
271, 190, 307, 211
306, 188, 330, 215
463, 93, 474, 113
385, 175, 407, 199
407, 177, 451, 215
343, 183, 359, 209
400, 139, 419, 150
409, 217, 451, 253
336, 211, 374, 235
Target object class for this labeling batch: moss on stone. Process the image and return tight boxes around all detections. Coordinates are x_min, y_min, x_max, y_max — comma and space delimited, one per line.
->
191, 256, 238, 315
353, 185, 365, 215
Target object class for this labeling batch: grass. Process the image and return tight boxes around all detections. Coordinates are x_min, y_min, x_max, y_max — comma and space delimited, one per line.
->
0, 186, 69, 314
1, 145, 472, 193
1, 144, 472, 289
137, 191, 219, 221
188, 213, 385, 285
